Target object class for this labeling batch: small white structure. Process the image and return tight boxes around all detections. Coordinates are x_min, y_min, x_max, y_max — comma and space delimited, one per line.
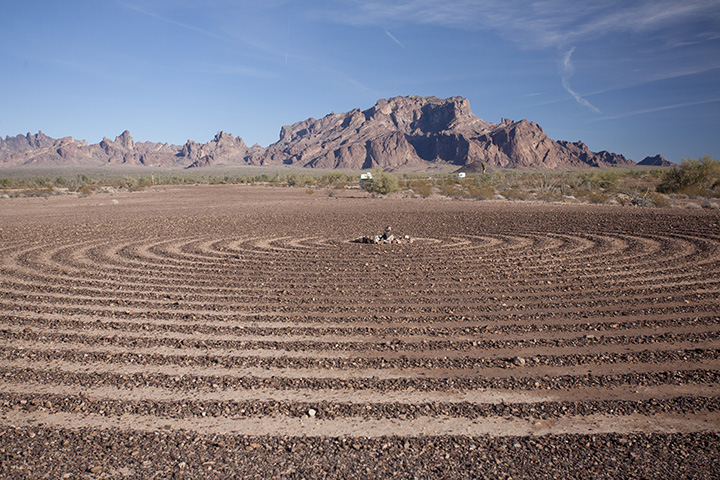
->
360, 171, 373, 188
456, 172, 466, 179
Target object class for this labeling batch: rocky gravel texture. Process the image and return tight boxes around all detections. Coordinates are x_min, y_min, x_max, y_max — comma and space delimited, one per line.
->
0, 185, 719, 478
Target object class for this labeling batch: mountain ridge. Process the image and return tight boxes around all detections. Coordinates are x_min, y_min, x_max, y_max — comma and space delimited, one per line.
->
1, 95, 643, 169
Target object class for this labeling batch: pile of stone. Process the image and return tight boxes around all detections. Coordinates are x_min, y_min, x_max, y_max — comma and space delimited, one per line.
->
353, 226, 412, 245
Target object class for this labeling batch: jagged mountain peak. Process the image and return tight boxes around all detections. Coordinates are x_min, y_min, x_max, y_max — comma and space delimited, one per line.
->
256, 95, 633, 170
1, 95, 638, 169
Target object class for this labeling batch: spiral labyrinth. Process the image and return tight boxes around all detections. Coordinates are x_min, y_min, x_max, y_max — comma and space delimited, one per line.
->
1, 192, 719, 478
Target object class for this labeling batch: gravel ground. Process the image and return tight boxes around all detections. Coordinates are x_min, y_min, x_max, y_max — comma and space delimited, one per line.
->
0, 185, 719, 478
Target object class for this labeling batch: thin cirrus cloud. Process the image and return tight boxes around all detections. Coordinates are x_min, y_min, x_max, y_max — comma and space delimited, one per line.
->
384, 29, 405, 48
583, 63, 720, 100
115, 0, 284, 59
116, 0, 372, 92
316, 1, 720, 112
560, 48, 601, 113
590, 97, 720, 121
115, 1, 225, 42
321, 1, 719, 48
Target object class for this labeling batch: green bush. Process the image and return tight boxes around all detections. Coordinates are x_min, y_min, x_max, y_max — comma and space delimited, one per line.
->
284, 172, 315, 187
363, 169, 400, 195
320, 172, 352, 187
581, 170, 623, 190
657, 155, 719, 196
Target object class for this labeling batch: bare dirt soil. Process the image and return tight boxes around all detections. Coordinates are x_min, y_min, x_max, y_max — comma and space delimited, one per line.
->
0, 185, 719, 479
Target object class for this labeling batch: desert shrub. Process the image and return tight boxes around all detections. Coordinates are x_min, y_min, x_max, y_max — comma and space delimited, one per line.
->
582, 170, 623, 189
19, 187, 55, 197
500, 187, 532, 201
320, 172, 352, 187
126, 184, 146, 192
407, 178, 433, 197
588, 192, 611, 204
617, 185, 655, 206
536, 191, 563, 202
0, 178, 12, 188
617, 187, 670, 207
363, 169, 400, 195
657, 155, 719, 196
53, 176, 67, 187
77, 173, 93, 185
305, 188, 315, 195
678, 184, 708, 197
523, 172, 563, 196
572, 188, 608, 204
645, 169, 667, 180
466, 184, 495, 200
438, 183, 464, 198
136, 176, 155, 186
283, 173, 315, 187
649, 194, 671, 207
77, 184, 97, 196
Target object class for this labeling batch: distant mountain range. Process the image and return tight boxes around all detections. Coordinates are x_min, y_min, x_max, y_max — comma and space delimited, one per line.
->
0, 95, 667, 170
636, 154, 673, 167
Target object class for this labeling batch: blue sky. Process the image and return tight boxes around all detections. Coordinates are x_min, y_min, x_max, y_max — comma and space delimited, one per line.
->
1, 1, 719, 163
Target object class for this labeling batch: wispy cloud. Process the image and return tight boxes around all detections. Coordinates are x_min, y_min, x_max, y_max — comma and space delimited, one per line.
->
115, 0, 298, 78
590, 97, 720, 121
320, 1, 720, 50
560, 48, 601, 113
385, 29, 405, 48
115, 1, 225, 42
315, 1, 720, 113
583, 63, 720, 99
115, 0, 281, 57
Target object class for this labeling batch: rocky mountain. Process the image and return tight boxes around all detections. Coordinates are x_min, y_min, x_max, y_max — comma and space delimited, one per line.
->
637, 154, 673, 166
1, 131, 178, 167
249, 96, 633, 170
0, 129, 256, 169
0, 95, 640, 169
100, 130, 182, 167
1, 135, 102, 167
0, 131, 55, 159
181, 131, 263, 168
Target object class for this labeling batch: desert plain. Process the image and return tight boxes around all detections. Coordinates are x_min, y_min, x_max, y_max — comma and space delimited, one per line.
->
0, 185, 719, 478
